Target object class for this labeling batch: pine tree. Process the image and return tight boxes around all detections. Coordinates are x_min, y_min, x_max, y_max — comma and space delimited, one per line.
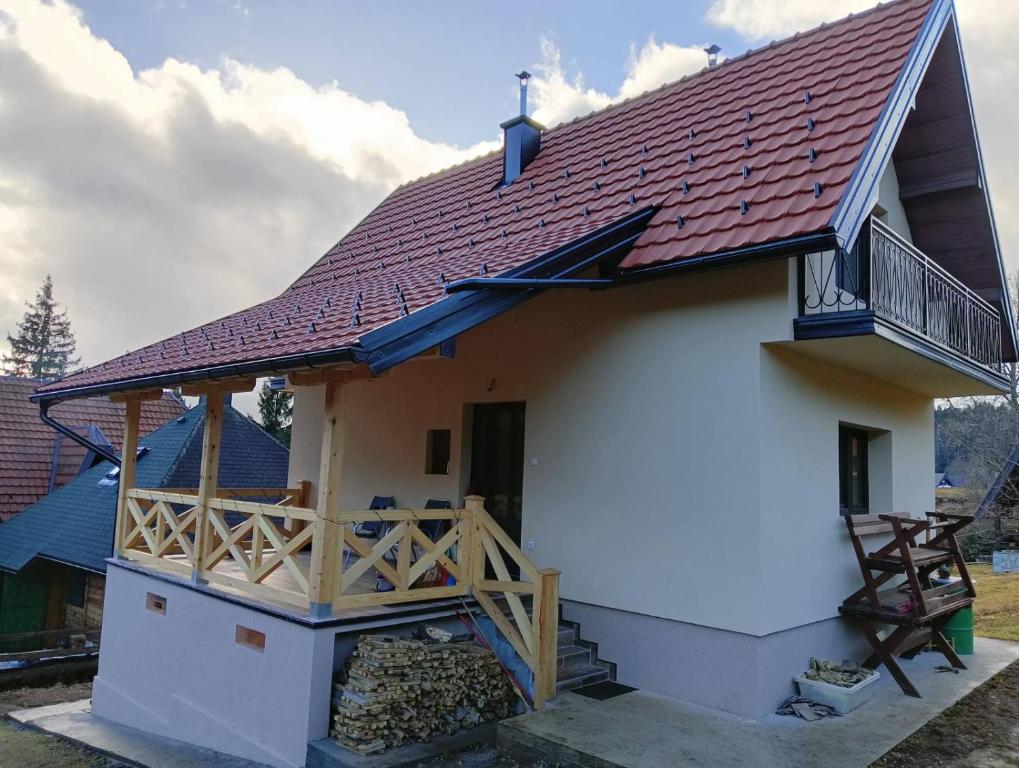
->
3, 275, 80, 378
257, 379, 293, 446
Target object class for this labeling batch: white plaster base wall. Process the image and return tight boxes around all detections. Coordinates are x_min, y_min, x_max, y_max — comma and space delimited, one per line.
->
93, 564, 335, 768
562, 599, 869, 719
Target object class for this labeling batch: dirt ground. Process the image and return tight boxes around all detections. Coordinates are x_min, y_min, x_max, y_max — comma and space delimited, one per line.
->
871, 660, 1019, 768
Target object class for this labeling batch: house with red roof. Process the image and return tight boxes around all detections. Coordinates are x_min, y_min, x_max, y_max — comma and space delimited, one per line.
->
28, 1, 1016, 765
0, 377, 184, 637
0, 376, 184, 522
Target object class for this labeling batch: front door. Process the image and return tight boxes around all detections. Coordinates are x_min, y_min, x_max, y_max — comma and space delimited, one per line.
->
469, 402, 526, 556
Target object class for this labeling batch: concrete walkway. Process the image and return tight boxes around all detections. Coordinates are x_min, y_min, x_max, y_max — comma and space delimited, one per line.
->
8, 699, 269, 768
498, 637, 1019, 768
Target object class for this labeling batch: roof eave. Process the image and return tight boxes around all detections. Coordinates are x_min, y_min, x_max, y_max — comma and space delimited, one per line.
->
617, 228, 839, 283
830, 0, 1017, 362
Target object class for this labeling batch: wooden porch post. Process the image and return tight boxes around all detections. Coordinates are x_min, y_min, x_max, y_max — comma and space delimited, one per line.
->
308, 380, 345, 618
191, 394, 224, 582
533, 568, 560, 709
463, 495, 485, 591
113, 398, 141, 558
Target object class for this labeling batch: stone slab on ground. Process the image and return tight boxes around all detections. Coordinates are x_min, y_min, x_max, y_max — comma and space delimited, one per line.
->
306, 722, 496, 768
498, 637, 1019, 768
8, 699, 269, 768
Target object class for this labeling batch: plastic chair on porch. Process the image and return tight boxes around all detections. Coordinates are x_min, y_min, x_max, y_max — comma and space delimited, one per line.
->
357, 495, 395, 539
420, 499, 452, 542
343, 495, 395, 571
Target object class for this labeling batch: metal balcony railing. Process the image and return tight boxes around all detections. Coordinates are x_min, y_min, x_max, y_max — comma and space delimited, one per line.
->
800, 217, 1003, 372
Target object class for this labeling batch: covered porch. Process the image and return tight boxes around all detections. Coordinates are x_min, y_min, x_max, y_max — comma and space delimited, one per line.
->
109, 372, 560, 708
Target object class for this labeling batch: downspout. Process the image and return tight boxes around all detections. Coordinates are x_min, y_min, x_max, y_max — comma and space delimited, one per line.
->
39, 401, 121, 467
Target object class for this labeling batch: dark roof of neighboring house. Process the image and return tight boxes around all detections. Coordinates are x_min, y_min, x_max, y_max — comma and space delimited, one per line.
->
0, 404, 290, 575
976, 445, 1019, 519
37, 0, 1011, 399
0, 376, 184, 521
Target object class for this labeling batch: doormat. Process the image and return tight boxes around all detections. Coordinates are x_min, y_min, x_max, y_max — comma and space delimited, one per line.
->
570, 681, 636, 700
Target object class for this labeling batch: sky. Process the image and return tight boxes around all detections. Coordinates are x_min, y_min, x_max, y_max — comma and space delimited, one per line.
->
0, 0, 1017, 416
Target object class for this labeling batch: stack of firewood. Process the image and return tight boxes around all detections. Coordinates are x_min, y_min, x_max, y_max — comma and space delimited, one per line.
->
330, 632, 518, 754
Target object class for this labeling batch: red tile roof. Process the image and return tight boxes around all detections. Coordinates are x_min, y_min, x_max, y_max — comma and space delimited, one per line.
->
38, 0, 931, 397
0, 377, 185, 520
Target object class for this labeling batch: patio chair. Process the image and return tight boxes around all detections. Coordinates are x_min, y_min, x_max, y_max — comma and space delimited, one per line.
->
355, 495, 395, 539
343, 495, 395, 572
420, 499, 452, 542
839, 511, 976, 697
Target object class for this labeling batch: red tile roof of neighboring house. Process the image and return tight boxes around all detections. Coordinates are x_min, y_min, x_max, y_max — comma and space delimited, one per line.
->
37, 0, 932, 398
0, 376, 185, 520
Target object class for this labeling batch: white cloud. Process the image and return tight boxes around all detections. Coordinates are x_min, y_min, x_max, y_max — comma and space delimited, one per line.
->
706, 0, 1019, 278
0, 0, 496, 415
530, 36, 709, 128
706, 0, 874, 41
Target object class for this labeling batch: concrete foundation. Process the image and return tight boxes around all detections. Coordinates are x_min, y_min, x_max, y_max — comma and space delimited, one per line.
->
93, 563, 473, 768
561, 599, 870, 719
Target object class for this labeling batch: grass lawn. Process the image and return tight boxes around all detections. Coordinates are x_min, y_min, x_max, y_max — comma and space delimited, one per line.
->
0, 721, 110, 768
970, 563, 1019, 642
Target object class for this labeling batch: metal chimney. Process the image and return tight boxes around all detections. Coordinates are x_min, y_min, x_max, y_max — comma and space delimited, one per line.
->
501, 71, 543, 185
704, 44, 721, 68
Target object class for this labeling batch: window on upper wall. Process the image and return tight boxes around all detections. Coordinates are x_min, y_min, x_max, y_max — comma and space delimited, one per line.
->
839, 426, 870, 516
67, 570, 86, 608
425, 429, 451, 475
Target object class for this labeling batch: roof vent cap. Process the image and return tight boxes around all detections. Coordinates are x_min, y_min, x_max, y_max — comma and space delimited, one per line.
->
704, 44, 721, 68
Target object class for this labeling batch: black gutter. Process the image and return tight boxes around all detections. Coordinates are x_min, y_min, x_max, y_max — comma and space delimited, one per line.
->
616, 229, 838, 284
30, 348, 358, 405
39, 401, 122, 466
445, 277, 614, 293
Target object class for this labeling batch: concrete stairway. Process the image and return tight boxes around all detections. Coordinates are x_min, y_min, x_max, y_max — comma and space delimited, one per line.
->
555, 615, 615, 694
494, 600, 615, 695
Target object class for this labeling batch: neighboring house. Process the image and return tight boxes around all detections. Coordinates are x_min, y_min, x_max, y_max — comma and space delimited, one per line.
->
27, 2, 1018, 766
0, 375, 184, 522
0, 401, 291, 637
939, 455, 971, 490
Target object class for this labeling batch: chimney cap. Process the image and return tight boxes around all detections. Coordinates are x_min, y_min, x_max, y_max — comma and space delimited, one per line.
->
516, 70, 532, 82
704, 44, 721, 68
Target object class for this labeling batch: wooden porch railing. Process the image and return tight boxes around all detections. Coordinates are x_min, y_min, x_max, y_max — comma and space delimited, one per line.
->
115, 490, 559, 707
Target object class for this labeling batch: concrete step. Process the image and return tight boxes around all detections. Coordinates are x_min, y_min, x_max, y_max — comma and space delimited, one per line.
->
557, 625, 577, 647
557, 644, 592, 671
556, 664, 610, 692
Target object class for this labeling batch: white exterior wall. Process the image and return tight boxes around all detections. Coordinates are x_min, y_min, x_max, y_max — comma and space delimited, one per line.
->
93, 566, 336, 768
757, 345, 934, 632
877, 160, 914, 242
286, 257, 935, 639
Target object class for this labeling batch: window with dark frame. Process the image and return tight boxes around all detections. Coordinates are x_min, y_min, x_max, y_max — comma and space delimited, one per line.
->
425, 429, 451, 475
67, 570, 86, 609
839, 426, 869, 516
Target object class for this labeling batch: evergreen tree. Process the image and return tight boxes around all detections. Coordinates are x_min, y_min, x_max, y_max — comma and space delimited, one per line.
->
3, 275, 80, 378
257, 379, 293, 446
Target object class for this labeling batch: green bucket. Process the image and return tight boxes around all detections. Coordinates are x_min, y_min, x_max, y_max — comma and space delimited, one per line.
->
943, 606, 974, 655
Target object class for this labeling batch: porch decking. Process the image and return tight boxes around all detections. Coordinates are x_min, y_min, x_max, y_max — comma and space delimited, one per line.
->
130, 548, 462, 624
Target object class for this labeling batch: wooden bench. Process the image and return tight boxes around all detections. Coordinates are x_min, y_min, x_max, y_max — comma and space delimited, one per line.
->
839, 511, 975, 697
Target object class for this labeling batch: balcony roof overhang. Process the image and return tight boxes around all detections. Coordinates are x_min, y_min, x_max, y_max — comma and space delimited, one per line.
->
792, 309, 1010, 396
830, 0, 1017, 363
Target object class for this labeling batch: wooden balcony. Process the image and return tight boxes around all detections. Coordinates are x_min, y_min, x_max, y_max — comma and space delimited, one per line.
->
794, 217, 1008, 393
